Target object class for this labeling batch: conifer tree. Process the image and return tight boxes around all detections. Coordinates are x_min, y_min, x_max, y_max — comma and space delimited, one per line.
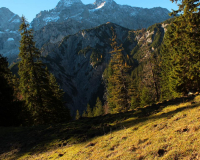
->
86, 104, 93, 117
149, 52, 161, 101
46, 72, 71, 122
130, 66, 143, 109
104, 27, 132, 113
140, 86, 152, 107
161, 0, 200, 95
76, 110, 80, 120
82, 110, 87, 117
160, 29, 180, 99
130, 95, 140, 109
93, 97, 104, 117
18, 16, 70, 125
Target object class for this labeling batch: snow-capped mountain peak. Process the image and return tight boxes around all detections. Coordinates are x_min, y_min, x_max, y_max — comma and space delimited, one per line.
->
97, 1, 106, 9
31, 0, 170, 34
56, 0, 83, 8
94, 0, 114, 7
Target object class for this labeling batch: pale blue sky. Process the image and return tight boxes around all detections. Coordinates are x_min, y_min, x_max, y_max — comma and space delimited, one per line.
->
0, 0, 179, 22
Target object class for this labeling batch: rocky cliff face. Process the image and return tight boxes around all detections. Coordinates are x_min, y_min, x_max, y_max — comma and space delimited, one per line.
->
0, 7, 21, 62
39, 23, 132, 116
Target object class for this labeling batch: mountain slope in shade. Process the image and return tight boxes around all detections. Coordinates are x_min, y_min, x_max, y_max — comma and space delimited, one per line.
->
0, 7, 21, 61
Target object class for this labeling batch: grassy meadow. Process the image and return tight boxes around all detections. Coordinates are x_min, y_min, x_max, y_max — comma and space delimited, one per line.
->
0, 95, 200, 160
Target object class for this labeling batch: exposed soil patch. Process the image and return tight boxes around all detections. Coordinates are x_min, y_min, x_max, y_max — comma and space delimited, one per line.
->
158, 149, 166, 157
58, 153, 64, 157
176, 127, 189, 133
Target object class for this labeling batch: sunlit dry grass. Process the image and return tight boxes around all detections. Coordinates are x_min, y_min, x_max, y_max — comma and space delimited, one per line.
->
1, 96, 200, 160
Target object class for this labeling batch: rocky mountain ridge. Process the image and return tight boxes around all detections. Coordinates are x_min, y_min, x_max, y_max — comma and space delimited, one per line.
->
0, 0, 171, 64
0, 7, 21, 31
31, 0, 171, 31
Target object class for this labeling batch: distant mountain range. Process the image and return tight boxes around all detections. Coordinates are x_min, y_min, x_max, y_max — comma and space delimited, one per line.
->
0, 0, 171, 62
31, 0, 170, 31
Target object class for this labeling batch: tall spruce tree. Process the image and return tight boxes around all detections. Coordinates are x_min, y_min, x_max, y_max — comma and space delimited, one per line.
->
46, 72, 71, 123
86, 104, 93, 117
140, 86, 152, 107
104, 27, 132, 113
18, 16, 70, 125
82, 110, 87, 117
161, 0, 200, 95
93, 97, 104, 117
75, 110, 80, 120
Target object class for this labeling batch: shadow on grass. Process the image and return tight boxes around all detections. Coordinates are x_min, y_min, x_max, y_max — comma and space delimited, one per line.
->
0, 95, 198, 159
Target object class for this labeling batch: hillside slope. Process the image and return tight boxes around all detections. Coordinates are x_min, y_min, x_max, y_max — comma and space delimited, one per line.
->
1, 95, 200, 159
